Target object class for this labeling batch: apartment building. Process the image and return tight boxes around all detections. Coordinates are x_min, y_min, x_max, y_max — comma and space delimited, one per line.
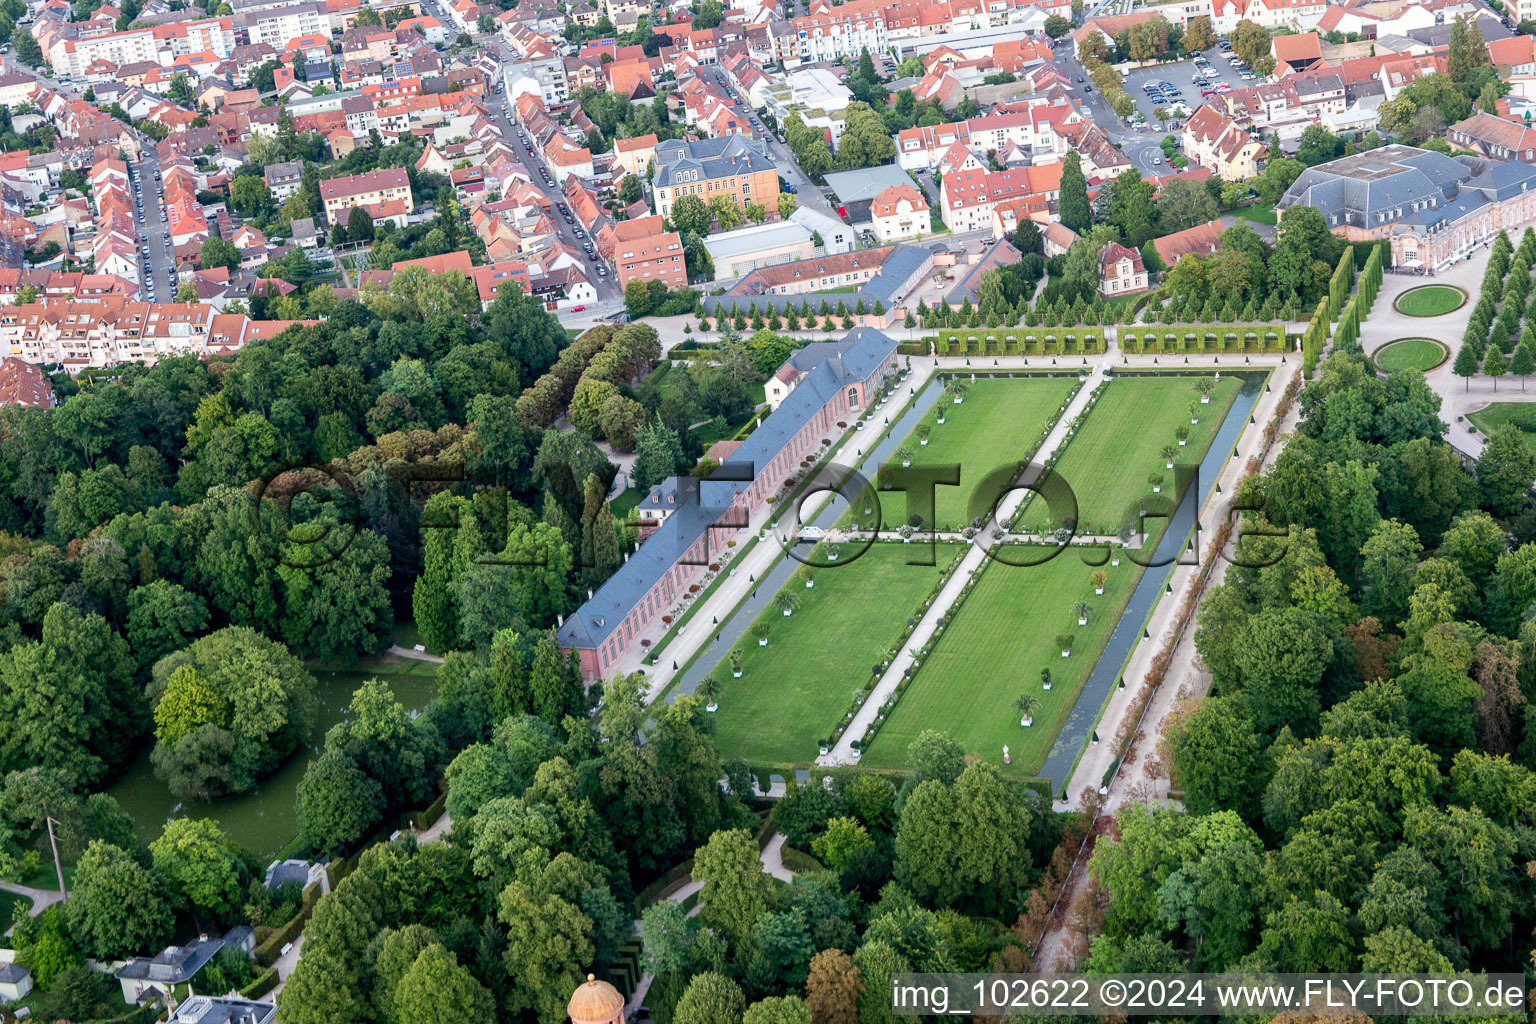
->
48, 17, 237, 76
0, 357, 53, 407
1182, 105, 1268, 181
893, 105, 1079, 170
941, 164, 1069, 232
318, 167, 414, 224
651, 136, 778, 220
0, 299, 314, 367
609, 216, 687, 290
263, 160, 304, 201
233, 2, 329, 47
870, 183, 930, 243
504, 54, 568, 106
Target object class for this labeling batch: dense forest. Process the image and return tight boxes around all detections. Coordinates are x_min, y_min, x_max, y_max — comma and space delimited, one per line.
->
0, 287, 712, 994
1085, 330, 1536, 976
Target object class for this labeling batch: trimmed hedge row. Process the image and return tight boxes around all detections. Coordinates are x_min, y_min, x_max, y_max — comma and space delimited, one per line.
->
932, 329, 1105, 356
897, 339, 932, 356
254, 881, 324, 967
1118, 325, 1289, 354
635, 859, 696, 908
1328, 245, 1357, 321
1301, 296, 1329, 378
410, 788, 449, 831
242, 968, 280, 1000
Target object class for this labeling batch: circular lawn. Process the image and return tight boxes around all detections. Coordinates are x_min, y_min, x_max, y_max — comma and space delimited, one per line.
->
1375, 338, 1449, 374
1392, 285, 1467, 317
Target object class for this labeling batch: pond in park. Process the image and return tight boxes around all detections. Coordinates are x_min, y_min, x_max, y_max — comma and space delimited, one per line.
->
107, 658, 439, 858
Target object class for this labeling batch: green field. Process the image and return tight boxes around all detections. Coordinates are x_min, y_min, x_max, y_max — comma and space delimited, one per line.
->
1393, 285, 1466, 317
1468, 402, 1536, 456
1226, 202, 1278, 225
851, 377, 1079, 532
860, 549, 1141, 775
1374, 338, 1448, 374
1019, 375, 1240, 536
706, 542, 963, 764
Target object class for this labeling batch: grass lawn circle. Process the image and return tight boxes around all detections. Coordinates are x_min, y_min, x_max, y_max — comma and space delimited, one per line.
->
1374, 338, 1449, 374
1392, 284, 1467, 317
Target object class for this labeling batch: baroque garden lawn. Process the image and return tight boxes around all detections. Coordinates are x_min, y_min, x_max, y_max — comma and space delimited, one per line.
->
1373, 338, 1448, 374
866, 374, 1245, 775
1391, 284, 1467, 317
706, 541, 964, 765
1018, 374, 1240, 536
859, 548, 1140, 775
848, 375, 1079, 533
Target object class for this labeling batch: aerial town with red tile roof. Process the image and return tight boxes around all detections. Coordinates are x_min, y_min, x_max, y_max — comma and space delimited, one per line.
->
1, 0, 1534, 1009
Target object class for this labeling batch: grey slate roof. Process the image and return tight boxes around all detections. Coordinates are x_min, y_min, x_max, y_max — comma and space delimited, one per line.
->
116, 927, 255, 986
557, 328, 899, 651
700, 244, 933, 316
172, 995, 275, 1024
1277, 145, 1479, 230
0, 963, 30, 984
653, 136, 776, 189
822, 164, 921, 203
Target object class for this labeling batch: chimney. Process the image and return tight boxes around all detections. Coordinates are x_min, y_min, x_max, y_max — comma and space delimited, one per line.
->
557, 614, 564, 626
588, 588, 594, 599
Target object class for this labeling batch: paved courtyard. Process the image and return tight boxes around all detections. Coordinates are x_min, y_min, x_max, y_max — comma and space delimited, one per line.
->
1358, 245, 1536, 458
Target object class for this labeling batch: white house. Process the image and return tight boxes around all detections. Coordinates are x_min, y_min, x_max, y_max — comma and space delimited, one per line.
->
0, 962, 32, 1004
870, 183, 931, 244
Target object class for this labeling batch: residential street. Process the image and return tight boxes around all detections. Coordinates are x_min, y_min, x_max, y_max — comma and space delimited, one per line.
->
699, 66, 841, 222
131, 149, 178, 300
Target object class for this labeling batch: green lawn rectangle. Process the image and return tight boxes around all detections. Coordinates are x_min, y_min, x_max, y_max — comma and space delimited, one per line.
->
1227, 202, 1278, 225
707, 542, 963, 764
1468, 402, 1536, 457
1019, 375, 1240, 536
860, 550, 1141, 775
846, 376, 1079, 533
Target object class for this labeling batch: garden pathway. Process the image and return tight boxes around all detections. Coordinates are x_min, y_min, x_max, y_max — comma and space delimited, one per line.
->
385, 644, 444, 663
270, 935, 304, 998
1028, 359, 1302, 973
630, 360, 944, 696
0, 879, 61, 933
1358, 251, 1533, 460
623, 832, 796, 1014
820, 367, 1108, 765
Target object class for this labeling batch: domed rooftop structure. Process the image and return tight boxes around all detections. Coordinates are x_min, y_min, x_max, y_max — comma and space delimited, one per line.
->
568, 973, 625, 1024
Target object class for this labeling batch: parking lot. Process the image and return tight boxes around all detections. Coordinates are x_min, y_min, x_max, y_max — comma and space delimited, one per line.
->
1120, 44, 1258, 131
